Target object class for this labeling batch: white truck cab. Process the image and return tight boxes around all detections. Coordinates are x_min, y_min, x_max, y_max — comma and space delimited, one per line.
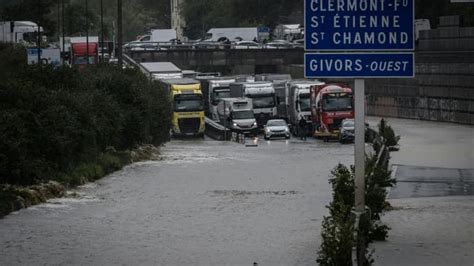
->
217, 97, 258, 135
230, 82, 277, 127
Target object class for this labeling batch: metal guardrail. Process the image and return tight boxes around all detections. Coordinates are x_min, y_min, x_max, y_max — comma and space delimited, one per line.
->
123, 41, 303, 52
204, 117, 231, 141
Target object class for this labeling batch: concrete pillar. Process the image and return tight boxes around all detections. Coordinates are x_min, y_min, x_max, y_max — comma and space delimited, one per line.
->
171, 0, 186, 40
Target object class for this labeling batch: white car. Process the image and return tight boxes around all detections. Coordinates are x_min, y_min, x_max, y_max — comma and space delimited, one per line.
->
264, 40, 293, 49
232, 41, 261, 49
264, 119, 290, 140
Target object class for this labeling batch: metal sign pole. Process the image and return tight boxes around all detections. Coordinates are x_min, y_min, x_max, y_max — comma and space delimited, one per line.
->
37, 0, 41, 64
354, 79, 365, 212
224, 101, 227, 140
117, 0, 123, 68
85, 0, 89, 65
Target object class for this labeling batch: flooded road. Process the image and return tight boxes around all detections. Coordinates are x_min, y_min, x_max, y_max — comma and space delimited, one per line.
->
0, 138, 353, 265
0, 117, 473, 265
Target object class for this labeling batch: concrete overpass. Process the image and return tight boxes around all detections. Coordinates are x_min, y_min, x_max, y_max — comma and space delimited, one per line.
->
126, 48, 304, 75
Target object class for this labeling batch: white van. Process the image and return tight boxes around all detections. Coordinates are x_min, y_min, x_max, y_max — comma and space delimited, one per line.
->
205, 28, 258, 42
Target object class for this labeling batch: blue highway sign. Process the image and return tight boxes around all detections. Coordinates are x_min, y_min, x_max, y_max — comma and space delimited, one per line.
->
305, 0, 414, 51
305, 53, 414, 78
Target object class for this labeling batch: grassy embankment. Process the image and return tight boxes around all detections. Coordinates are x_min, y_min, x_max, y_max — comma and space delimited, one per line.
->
0, 44, 171, 218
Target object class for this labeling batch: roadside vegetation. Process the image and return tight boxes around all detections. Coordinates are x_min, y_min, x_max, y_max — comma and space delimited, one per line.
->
0, 44, 170, 218
1, 0, 473, 42
317, 120, 400, 265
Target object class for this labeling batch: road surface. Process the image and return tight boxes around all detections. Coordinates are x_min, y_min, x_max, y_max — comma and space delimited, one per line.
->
0, 117, 473, 265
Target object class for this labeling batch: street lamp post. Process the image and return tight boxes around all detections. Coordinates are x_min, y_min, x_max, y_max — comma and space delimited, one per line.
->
101, 0, 104, 62
117, 0, 123, 68
62, 0, 65, 63
37, 0, 41, 64
85, 0, 89, 65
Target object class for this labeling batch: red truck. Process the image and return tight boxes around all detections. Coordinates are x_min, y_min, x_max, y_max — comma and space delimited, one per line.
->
71, 42, 98, 67
310, 84, 354, 141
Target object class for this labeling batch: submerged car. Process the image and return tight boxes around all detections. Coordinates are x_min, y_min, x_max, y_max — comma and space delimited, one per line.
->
264, 119, 290, 140
339, 119, 355, 143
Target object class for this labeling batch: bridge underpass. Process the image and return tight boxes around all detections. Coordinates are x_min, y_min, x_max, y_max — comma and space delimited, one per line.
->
125, 48, 304, 75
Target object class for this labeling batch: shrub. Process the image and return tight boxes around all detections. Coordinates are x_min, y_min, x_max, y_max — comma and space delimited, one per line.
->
0, 44, 170, 186
378, 119, 400, 148
317, 119, 398, 265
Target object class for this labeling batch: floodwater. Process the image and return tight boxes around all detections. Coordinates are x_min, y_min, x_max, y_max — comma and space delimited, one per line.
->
367, 117, 474, 266
0, 117, 473, 265
0, 138, 353, 265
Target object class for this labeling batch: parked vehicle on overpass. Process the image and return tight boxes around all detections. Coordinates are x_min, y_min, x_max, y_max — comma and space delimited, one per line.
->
192, 41, 223, 49
137, 29, 177, 43
232, 41, 261, 49
0, 21, 43, 46
230, 82, 277, 127
217, 97, 258, 136
158, 78, 205, 137
310, 84, 354, 141
291, 38, 305, 49
140, 62, 183, 80
264, 119, 290, 140
199, 77, 236, 121
273, 24, 303, 41
204, 27, 258, 42
127, 42, 167, 51
264, 40, 293, 49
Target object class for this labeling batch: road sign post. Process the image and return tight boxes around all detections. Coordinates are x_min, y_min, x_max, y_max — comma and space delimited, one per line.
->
304, 1, 415, 263
354, 79, 365, 212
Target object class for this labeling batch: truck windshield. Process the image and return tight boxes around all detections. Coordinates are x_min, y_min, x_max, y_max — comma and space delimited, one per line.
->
232, 110, 254, 119
23, 32, 39, 43
322, 93, 353, 111
299, 94, 311, 112
247, 95, 275, 109
211, 88, 231, 104
174, 95, 203, 112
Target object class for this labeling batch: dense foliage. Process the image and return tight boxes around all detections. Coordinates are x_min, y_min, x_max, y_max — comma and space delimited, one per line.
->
317, 121, 398, 265
0, 44, 170, 186
2, 0, 473, 41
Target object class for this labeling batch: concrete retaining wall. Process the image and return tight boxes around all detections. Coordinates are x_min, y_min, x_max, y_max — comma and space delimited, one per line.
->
366, 17, 474, 125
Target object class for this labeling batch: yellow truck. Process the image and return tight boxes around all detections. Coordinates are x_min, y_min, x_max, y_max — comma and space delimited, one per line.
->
158, 78, 205, 137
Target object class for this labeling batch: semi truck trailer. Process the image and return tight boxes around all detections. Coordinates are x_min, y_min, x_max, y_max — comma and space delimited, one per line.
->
199, 77, 236, 121
158, 78, 205, 137
287, 80, 325, 136
229, 82, 277, 127
310, 84, 354, 141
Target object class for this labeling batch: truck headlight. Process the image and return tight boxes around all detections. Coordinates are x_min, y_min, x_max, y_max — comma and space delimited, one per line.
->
252, 122, 257, 127
233, 123, 238, 127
